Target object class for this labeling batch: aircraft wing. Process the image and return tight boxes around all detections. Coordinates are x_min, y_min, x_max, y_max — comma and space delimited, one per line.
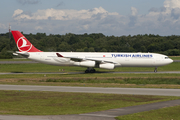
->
56, 53, 118, 64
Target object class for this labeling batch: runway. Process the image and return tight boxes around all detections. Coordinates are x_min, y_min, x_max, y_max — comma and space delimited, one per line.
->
0, 85, 180, 96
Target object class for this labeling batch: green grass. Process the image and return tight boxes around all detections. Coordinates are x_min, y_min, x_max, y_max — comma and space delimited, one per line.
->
0, 73, 180, 88
0, 63, 64, 73
44, 77, 180, 85
116, 105, 180, 120
0, 58, 30, 61
0, 90, 179, 115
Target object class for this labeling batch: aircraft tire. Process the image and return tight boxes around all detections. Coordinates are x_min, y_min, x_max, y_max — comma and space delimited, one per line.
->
85, 68, 96, 73
154, 67, 157, 73
85, 70, 89, 73
90, 69, 96, 73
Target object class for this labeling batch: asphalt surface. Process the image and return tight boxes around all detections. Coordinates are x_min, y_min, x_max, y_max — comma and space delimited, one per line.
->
174, 60, 180, 62
0, 85, 180, 96
81, 99, 180, 117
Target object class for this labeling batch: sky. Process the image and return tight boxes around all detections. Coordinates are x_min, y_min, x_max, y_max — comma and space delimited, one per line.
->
1, 0, 180, 36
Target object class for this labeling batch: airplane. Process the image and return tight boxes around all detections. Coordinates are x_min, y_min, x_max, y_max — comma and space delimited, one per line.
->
11, 30, 173, 73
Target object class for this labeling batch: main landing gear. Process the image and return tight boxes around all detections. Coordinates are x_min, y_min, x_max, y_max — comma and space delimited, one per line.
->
85, 68, 96, 73
154, 67, 157, 73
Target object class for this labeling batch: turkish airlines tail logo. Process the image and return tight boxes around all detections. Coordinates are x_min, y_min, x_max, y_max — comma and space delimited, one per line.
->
11, 31, 42, 52
17, 37, 32, 52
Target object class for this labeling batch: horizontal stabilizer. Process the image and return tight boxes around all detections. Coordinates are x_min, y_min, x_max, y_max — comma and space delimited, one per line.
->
13, 51, 29, 58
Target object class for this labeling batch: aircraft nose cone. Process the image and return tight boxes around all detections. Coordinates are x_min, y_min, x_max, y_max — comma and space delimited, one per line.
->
168, 58, 173, 64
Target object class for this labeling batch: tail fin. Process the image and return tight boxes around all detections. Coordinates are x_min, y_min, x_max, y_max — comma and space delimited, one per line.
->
11, 31, 42, 52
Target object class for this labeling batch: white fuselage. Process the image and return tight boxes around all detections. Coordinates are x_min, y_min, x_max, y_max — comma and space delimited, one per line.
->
27, 52, 173, 69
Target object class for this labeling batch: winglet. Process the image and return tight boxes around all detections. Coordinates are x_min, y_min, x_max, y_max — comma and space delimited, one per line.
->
56, 53, 64, 57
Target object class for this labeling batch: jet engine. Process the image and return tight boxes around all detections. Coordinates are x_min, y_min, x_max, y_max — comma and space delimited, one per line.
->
74, 61, 96, 67
99, 63, 115, 70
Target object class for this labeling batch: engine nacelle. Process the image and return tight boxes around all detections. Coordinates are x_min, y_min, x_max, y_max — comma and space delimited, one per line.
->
99, 63, 115, 70
74, 61, 96, 67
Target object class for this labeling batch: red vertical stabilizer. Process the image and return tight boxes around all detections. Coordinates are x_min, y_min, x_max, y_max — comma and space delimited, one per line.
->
11, 31, 42, 52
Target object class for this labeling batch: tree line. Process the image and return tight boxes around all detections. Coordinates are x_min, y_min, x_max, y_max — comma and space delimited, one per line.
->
0, 32, 180, 59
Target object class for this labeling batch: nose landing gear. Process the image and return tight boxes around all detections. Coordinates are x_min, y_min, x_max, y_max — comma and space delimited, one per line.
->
154, 67, 157, 73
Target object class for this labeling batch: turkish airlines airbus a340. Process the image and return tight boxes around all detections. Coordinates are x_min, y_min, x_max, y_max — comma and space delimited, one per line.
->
11, 31, 173, 73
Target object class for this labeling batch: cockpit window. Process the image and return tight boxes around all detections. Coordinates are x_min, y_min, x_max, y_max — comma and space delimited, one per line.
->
165, 57, 169, 59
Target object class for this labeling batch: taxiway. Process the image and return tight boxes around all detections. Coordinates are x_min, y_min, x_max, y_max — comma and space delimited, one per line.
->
0, 85, 180, 96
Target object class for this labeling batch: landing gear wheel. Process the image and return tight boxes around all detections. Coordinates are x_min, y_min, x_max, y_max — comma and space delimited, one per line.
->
85, 68, 96, 73
154, 67, 157, 73
85, 70, 89, 73
90, 69, 96, 73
